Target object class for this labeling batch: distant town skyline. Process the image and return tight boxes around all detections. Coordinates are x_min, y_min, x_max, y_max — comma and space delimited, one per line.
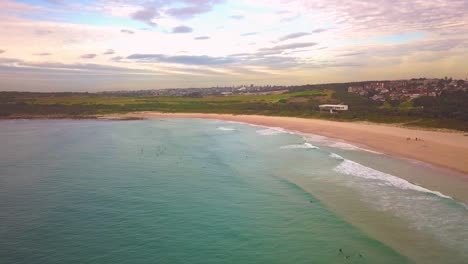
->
0, 0, 467, 92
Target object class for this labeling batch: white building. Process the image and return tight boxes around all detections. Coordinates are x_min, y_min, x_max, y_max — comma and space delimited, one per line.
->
319, 104, 349, 113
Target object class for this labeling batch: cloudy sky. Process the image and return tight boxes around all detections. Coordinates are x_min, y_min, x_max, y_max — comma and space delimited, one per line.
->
0, 0, 467, 91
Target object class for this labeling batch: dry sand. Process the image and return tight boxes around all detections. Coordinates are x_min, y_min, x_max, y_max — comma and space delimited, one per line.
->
104, 112, 468, 175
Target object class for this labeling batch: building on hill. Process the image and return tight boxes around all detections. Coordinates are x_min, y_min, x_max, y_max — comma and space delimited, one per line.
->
319, 104, 349, 113
348, 86, 369, 96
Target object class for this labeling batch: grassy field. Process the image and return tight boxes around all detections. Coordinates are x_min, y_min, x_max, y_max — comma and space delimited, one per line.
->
1, 89, 467, 131
26, 89, 331, 105
1, 89, 335, 116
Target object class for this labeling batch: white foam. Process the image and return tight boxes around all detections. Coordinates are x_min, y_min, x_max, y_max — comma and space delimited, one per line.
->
217, 126, 237, 131
329, 142, 361, 151
329, 153, 345, 160
280, 143, 320, 150
256, 127, 287, 136
303, 135, 382, 154
328, 142, 382, 154
303, 134, 329, 143
334, 159, 452, 200
221, 121, 379, 154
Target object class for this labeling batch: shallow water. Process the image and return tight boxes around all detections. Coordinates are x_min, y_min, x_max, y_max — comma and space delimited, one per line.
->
0, 119, 466, 263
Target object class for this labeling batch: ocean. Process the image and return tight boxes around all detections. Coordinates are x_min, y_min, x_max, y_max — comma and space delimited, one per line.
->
0, 119, 467, 264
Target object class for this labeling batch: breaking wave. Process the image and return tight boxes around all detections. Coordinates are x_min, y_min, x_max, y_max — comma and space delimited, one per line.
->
280, 143, 319, 150
217, 126, 237, 131
256, 127, 288, 136
329, 153, 345, 160
304, 136, 381, 154
329, 142, 363, 151
334, 159, 452, 200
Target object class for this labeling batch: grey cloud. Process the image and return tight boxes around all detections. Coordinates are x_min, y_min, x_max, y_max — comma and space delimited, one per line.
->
258, 42, 318, 55
172, 26, 193, 34
228, 54, 304, 70
34, 53, 52, 56
337, 52, 366, 57
229, 53, 251, 57
121, 29, 135, 34
103, 49, 115, 55
194, 36, 210, 40
0, 58, 21, 64
44, 0, 65, 4
167, 5, 211, 19
111, 56, 124, 62
325, 37, 468, 68
129, 0, 223, 25
126, 54, 235, 65
0, 50, 5, 54
228, 42, 320, 67
131, 6, 158, 27
299, 0, 468, 35
295, 61, 365, 69
0, 59, 157, 75
81, 54, 97, 59
166, 0, 224, 18
279, 32, 310, 41
322, 62, 364, 68
367, 38, 465, 58
312, 28, 328, 33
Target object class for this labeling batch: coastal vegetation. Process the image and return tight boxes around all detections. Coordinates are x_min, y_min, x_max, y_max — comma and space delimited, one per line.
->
1, 87, 467, 131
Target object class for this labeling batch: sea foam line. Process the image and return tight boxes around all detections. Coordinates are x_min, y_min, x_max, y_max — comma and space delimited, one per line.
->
280, 143, 320, 150
220, 120, 380, 154
329, 153, 345, 160
334, 159, 453, 200
256, 127, 289, 136
217, 126, 237, 131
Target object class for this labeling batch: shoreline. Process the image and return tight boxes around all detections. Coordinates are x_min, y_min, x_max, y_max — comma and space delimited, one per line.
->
102, 112, 468, 176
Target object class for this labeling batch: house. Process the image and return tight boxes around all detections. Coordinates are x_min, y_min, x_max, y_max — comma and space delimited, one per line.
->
319, 104, 349, 113
370, 95, 385, 101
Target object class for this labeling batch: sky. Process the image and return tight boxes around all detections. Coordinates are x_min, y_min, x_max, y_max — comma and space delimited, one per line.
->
0, 0, 467, 92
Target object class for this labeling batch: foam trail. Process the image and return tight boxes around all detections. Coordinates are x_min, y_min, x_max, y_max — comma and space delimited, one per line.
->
217, 126, 236, 131
256, 127, 287, 136
329, 142, 382, 154
334, 159, 452, 200
303, 135, 381, 154
329, 153, 344, 160
329, 142, 362, 151
281, 143, 319, 150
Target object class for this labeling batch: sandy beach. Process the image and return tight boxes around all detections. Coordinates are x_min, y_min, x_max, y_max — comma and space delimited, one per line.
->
104, 112, 468, 176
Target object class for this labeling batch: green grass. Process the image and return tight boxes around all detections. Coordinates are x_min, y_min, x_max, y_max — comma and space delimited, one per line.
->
1, 89, 467, 131
27, 89, 331, 105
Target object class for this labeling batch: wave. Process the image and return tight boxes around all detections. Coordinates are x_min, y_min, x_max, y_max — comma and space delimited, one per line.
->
329, 153, 344, 160
280, 143, 319, 150
217, 126, 237, 131
334, 159, 452, 200
328, 142, 382, 154
222, 121, 379, 154
246, 123, 380, 153
256, 127, 287, 136
329, 142, 362, 151
302, 136, 382, 154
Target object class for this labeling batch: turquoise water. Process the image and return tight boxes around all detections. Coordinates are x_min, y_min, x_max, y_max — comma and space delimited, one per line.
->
0, 119, 467, 264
